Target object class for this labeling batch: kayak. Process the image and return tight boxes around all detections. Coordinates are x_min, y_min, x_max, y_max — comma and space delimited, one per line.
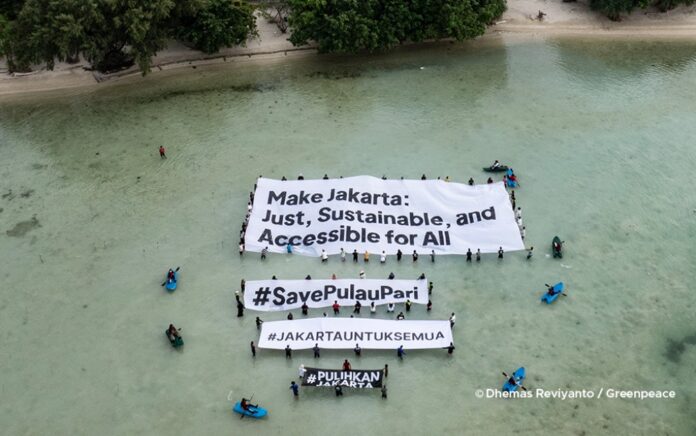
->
165, 271, 178, 292
233, 402, 267, 419
552, 236, 563, 258
165, 330, 184, 348
505, 169, 518, 188
482, 165, 509, 173
541, 282, 565, 304
502, 367, 525, 392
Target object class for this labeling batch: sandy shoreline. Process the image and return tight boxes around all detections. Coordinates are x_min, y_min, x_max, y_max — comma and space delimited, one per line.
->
1, 1, 695, 99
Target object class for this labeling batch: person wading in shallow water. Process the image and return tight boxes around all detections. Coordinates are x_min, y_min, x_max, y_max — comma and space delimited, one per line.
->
159, 146, 166, 158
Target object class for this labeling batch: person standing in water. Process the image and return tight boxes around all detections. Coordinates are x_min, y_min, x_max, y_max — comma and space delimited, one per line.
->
381, 384, 388, 399
332, 301, 340, 315
364, 250, 370, 262
468, 177, 474, 186
290, 381, 299, 397
335, 385, 343, 397
343, 359, 351, 371
313, 343, 320, 358
255, 317, 263, 330
353, 301, 362, 314
285, 345, 292, 359
261, 247, 268, 260
159, 145, 166, 158
301, 302, 309, 315
397, 346, 405, 360
354, 344, 362, 356
428, 281, 433, 295
498, 247, 504, 259
250, 341, 256, 357
236, 300, 244, 317
340, 248, 346, 262
449, 313, 456, 328
370, 302, 376, 314
380, 251, 386, 264
527, 246, 534, 260
446, 342, 455, 355
405, 300, 412, 312
321, 250, 328, 263
430, 250, 435, 262
476, 249, 481, 262
466, 248, 472, 262
352, 250, 358, 262
298, 364, 306, 379
412, 251, 418, 262
384, 364, 389, 378
397, 249, 403, 261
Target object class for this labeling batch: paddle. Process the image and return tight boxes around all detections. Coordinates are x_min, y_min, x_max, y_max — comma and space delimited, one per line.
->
502, 372, 527, 391
239, 393, 255, 420
161, 266, 181, 286
545, 283, 567, 297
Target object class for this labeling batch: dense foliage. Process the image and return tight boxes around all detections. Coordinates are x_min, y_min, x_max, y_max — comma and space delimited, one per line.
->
287, 0, 507, 53
1, 0, 256, 74
589, 0, 694, 20
176, 0, 257, 54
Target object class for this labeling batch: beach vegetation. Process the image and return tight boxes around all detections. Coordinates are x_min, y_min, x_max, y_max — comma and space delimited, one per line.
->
287, 0, 507, 53
176, 0, 257, 54
1, 0, 257, 74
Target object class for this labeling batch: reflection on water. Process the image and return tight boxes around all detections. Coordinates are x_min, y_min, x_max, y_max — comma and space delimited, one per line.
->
1, 36, 696, 435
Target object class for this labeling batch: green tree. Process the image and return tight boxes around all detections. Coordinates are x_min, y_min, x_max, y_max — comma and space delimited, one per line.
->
0, 0, 24, 19
11, 0, 100, 69
177, 0, 256, 54
588, 0, 648, 20
287, 0, 506, 53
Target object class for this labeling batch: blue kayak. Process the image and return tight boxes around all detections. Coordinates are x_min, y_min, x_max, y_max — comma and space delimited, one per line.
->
502, 367, 525, 392
165, 271, 178, 292
541, 282, 564, 304
233, 402, 267, 419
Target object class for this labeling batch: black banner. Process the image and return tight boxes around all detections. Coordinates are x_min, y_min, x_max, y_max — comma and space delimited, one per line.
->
301, 367, 383, 388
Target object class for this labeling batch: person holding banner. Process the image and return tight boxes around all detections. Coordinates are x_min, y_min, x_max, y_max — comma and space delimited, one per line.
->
354, 344, 362, 356
321, 250, 328, 263
343, 360, 351, 370
301, 303, 309, 316
412, 251, 418, 262
381, 251, 386, 263
353, 301, 361, 315
313, 344, 320, 358
332, 301, 340, 315
397, 346, 405, 360
397, 250, 402, 261
352, 250, 358, 262
370, 302, 376, 314
364, 250, 370, 262
396, 312, 405, 320
290, 381, 299, 397
285, 345, 292, 359
340, 248, 346, 262
299, 364, 306, 379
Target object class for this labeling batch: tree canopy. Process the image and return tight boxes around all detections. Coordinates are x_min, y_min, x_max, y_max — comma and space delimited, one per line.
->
1, 0, 257, 74
287, 0, 507, 53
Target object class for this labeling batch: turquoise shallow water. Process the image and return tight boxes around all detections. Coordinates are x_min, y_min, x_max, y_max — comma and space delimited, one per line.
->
1, 35, 696, 435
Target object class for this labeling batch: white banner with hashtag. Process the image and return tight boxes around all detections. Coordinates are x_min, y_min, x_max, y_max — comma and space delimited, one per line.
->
258, 318, 452, 350
245, 278, 428, 311
244, 176, 523, 256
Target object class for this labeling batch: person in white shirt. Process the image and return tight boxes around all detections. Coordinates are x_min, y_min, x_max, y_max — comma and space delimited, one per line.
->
380, 251, 386, 263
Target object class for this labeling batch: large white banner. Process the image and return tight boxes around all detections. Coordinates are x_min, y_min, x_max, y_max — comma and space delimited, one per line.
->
244, 176, 523, 256
257, 318, 452, 350
245, 279, 428, 311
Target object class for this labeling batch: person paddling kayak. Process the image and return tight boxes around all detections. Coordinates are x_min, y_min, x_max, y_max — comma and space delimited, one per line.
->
240, 398, 258, 412
490, 160, 501, 170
